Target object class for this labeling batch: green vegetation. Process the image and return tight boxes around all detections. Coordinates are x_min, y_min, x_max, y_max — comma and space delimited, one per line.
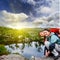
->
0, 45, 10, 55
0, 26, 44, 45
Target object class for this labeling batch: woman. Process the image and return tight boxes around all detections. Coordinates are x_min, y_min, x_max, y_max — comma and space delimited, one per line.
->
40, 30, 51, 57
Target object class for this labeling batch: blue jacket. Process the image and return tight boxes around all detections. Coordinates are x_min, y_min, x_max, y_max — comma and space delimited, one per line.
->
47, 32, 60, 44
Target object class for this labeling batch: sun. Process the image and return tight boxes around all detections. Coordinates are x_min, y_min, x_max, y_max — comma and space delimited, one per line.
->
7, 25, 25, 29
12, 26, 24, 29
13, 26, 26, 29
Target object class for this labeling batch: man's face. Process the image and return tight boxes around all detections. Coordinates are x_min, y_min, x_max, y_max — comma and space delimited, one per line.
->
43, 30, 50, 37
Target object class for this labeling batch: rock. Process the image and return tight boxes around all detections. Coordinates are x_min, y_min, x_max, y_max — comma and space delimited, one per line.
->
0, 54, 27, 60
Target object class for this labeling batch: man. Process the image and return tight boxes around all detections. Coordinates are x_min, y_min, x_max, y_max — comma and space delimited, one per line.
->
55, 28, 60, 52
40, 29, 60, 60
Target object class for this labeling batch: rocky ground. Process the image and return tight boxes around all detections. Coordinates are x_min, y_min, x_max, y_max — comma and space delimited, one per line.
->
0, 54, 60, 60
0, 54, 28, 60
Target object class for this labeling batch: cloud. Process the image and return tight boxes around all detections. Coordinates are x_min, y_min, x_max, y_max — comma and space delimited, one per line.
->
33, 16, 47, 25
34, 0, 59, 17
6, 0, 59, 17
21, 0, 36, 6
46, 11, 60, 27
33, 11, 60, 28
47, 11, 60, 21
51, 0, 60, 11
27, 0, 36, 5
0, 10, 29, 28
40, 6, 54, 14
1, 10, 28, 22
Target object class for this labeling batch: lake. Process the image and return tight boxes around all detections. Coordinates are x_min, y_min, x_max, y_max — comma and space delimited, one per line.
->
5, 42, 44, 59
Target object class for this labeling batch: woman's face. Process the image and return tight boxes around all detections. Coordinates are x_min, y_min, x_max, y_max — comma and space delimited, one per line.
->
40, 31, 50, 37
40, 32, 44, 36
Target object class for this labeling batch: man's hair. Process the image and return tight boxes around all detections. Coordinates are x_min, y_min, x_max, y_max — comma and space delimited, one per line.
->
43, 29, 50, 32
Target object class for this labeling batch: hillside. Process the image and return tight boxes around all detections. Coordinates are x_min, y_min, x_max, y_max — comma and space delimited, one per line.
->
0, 26, 44, 45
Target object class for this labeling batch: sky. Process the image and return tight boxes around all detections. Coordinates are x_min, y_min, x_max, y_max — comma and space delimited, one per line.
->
0, 0, 60, 29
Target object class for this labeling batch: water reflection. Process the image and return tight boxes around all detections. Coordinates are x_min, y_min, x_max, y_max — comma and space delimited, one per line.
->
5, 42, 44, 59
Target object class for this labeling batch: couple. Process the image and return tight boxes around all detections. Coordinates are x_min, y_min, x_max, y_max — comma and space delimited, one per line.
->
40, 29, 60, 60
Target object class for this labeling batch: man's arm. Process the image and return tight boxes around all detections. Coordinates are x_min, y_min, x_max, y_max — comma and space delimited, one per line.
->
50, 35, 59, 44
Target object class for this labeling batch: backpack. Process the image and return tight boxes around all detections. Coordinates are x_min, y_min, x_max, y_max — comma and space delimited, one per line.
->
50, 28, 60, 44
50, 28, 59, 34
